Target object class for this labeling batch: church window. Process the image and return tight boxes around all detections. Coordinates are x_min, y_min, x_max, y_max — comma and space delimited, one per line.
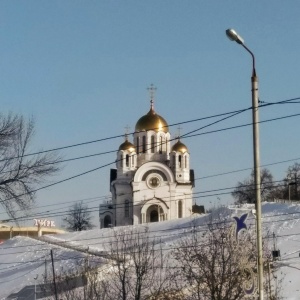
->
125, 200, 129, 217
159, 136, 163, 154
136, 137, 140, 154
151, 135, 155, 153
142, 136, 146, 153
178, 200, 183, 218
179, 155, 182, 168
185, 156, 187, 168
166, 137, 169, 154
126, 154, 129, 167
120, 154, 123, 168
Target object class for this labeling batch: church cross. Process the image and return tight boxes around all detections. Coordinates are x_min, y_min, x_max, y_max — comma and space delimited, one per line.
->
147, 84, 157, 109
124, 125, 130, 140
177, 126, 182, 139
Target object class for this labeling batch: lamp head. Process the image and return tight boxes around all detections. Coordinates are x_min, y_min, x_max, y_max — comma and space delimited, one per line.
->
226, 29, 244, 45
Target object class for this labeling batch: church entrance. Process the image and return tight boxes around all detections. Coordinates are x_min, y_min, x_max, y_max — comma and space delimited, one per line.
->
150, 209, 158, 222
104, 215, 112, 228
147, 205, 165, 223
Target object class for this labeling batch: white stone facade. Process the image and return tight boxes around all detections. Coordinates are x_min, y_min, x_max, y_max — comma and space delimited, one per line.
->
99, 99, 195, 228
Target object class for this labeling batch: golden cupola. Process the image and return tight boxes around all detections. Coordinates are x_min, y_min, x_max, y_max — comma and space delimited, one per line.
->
135, 101, 169, 133
171, 139, 188, 153
119, 137, 135, 152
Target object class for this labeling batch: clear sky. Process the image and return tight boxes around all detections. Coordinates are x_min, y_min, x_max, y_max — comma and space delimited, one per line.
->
1, 1, 300, 227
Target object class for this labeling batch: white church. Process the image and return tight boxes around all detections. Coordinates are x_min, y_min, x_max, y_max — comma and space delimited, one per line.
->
99, 87, 195, 228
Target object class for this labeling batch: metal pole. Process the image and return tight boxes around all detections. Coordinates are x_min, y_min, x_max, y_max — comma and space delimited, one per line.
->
34, 274, 38, 300
226, 29, 264, 299
251, 62, 264, 300
267, 260, 272, 299
50, 249, 58, 300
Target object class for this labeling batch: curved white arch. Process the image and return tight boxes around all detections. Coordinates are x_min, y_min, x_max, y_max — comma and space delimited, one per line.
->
133, 161, 174, 183
140, 198, 169, 216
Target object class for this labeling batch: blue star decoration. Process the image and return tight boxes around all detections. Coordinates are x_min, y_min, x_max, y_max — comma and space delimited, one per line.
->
233, 213, 248, 240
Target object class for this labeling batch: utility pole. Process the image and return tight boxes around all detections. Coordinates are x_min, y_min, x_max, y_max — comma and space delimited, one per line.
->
267, 260, 272, 299
50, 249, 58, 300
44, 258, 47, 283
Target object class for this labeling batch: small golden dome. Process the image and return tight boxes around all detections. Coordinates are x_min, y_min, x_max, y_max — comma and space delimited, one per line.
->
171, 140, 188, 153
119, 140, 135, 152
135, 108, 169, 133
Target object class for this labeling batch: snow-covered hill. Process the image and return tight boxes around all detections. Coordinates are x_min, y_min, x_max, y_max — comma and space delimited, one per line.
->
1, 202, 300, 299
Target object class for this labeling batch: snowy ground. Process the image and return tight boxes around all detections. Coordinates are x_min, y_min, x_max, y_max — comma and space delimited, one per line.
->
1, 202, 300, 299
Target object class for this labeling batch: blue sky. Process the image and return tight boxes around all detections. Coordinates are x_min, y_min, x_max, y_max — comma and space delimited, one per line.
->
1, 1, 300, 226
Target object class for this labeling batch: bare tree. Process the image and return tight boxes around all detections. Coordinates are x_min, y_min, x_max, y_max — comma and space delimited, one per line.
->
40, 257, 109, 300
172, 215, 282, 300
0, 114, 60, 219
39, 219, 281, 299
285, 162, 300, 200
63, 201, 95, 231
102, 226, 173, 300
40, 227, 173, 299
263, 164, 300, 202
232, 168, 275, 204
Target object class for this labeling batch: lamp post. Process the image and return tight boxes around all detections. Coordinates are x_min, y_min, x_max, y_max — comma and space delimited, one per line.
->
226, 28, 264, 299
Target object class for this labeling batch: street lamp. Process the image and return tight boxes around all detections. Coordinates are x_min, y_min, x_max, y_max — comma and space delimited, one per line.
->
226, 28, 264, 300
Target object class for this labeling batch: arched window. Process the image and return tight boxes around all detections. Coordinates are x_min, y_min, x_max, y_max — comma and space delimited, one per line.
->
104, 215, 112, 228
159, 136, 163, 153
178, 155, 182, 168
151, 135, 155, 153
125, 200, 129, 217
120, 154, 123, 168
178, 200, 183, 218
185, 156, 187, 168
166, 137, 169, 154
142, 136, 146, 153
126, 154, 129, 167
136, 137, 140, 154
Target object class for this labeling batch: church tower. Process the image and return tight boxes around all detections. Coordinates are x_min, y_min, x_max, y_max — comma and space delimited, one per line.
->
99, 86, 195, 228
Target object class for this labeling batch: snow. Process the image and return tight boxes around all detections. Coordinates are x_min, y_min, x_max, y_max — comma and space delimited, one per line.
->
1, 202, 300, 299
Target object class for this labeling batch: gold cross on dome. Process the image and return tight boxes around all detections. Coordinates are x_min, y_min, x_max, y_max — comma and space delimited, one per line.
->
177, 126, 182, 139
124, 125, 130, 140
147, 84, 157, 109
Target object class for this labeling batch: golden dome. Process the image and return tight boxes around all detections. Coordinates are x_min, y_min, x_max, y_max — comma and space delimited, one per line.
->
171, 140, 188, 153
119, 139, 135, 152
135, 107, 169, 133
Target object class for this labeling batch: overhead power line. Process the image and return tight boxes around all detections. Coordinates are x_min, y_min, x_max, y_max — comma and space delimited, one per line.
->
0, 98, 299, 222
0, 95, 299, 163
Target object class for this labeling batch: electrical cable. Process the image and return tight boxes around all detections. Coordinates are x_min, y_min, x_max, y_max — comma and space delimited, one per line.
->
0, 95, 298, 164
2, 151, 300, 220
0, 109, 299, 212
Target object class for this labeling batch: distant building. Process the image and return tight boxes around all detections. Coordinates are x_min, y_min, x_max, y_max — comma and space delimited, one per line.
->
192, 204, 205, 214
0, 222, 65, 241
99, 86, 195, 228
